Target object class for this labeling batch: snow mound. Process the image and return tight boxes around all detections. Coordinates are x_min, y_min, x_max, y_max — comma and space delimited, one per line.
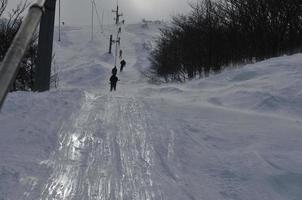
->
186, 54, 302, 119
141, 86, 184, 96
61, 63, 109, 89
230, 71, 259, 82
0, 89, 84, 199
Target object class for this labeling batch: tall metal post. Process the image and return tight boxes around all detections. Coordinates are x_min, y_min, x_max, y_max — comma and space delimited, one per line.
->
58, 0, 61, 41
35, 0, 57, 92
114, 36, 120, 67
112, 5, 122, 25
115, 5, 119, 25
109, 34, 113, 54
91, 1, 94, 41
101, 9, 104, 31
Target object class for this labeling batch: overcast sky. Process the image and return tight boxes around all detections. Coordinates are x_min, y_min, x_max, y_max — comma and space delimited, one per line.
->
7, 0, 192, 25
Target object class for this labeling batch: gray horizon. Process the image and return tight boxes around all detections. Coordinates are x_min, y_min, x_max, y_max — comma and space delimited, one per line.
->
5, 0, 193, 25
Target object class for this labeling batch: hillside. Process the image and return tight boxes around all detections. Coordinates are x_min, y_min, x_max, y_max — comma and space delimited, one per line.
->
0, 23, 302, 200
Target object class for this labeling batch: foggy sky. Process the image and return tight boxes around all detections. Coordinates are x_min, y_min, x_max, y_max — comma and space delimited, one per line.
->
6, 0, 192, 25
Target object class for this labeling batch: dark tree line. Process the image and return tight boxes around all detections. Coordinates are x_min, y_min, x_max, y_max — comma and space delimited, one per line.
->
0, 0, 38, 91
150, 0, 302, 82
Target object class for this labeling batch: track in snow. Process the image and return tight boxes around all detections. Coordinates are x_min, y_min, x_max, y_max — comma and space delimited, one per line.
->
40, 93, 165, 200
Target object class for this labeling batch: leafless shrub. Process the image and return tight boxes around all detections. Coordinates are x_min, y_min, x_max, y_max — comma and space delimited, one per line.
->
0, 0, 37, 91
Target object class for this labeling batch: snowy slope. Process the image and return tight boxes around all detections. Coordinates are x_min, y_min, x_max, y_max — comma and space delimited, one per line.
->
1, 22, 302, 200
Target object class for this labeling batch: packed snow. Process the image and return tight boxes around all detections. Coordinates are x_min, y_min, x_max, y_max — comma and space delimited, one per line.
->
1, 22, 302, 200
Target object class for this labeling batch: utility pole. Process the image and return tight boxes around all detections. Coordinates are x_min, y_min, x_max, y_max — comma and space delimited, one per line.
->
114, 27, 121, 67
91, 1, 94, 40
110, 0, 124, 66
109, 34, 113, 54
114, 36, 120, 67
58, 0, 61, 41
35, 0, 57, 92
112, 5, 122, 25
101, 9, 104, 31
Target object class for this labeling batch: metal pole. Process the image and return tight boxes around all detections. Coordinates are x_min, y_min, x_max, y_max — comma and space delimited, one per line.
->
116, 0, 119, 24
116, 5, 119, 25
35, 0, 57, 92
114, 32, 120, 67
58, 0, 61, 41
91, 1, 94, 41
0, 4, 44, 108
109, 34, 112, 54
101, 9, 104, 31
114, 37, 119, 67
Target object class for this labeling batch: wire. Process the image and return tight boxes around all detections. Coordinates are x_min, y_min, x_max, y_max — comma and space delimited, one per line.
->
90, 0, 111, 40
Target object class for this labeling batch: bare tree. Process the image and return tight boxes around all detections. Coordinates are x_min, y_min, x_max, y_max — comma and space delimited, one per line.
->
0, 0, 37, 91
4, 0, 28, 32
0, 0, 7, 17
150, 0, 302, 82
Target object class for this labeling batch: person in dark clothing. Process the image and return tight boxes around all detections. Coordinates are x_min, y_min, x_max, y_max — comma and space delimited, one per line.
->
112, 66, 117, 75
120, 60, 126, 72
119, 49, 123, 59
110, 74, 119, 91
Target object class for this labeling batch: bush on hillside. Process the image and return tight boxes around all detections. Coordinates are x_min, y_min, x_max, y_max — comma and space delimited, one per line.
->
150, 0, 302, 82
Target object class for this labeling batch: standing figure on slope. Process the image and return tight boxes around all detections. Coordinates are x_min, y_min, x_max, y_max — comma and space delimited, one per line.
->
112, 66, 118, 75
120, 59, 126, 72
119, 49, 123, 59
110, 74, 119, 91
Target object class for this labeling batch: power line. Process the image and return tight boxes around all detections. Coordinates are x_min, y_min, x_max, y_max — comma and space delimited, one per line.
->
92, 0, 104, 31
90, 0, 111, 40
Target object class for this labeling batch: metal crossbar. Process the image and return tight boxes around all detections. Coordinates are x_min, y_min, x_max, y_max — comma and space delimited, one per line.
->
0, 0, 46, 109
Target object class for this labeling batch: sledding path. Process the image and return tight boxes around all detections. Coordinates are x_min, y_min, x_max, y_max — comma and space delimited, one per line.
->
40, 93, 165, 200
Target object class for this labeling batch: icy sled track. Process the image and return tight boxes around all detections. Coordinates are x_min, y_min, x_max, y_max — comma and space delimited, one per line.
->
41, 93, 164, 200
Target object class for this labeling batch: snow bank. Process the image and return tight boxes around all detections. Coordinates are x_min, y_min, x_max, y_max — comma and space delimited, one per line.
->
172, 54, 302, 120
0, 89, 84, 199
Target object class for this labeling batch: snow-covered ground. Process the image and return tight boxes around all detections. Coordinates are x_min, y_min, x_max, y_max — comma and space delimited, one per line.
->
1, 22, 302, 200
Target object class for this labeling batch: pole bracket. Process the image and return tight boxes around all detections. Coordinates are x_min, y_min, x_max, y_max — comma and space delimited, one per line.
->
30, 3, 45, 13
